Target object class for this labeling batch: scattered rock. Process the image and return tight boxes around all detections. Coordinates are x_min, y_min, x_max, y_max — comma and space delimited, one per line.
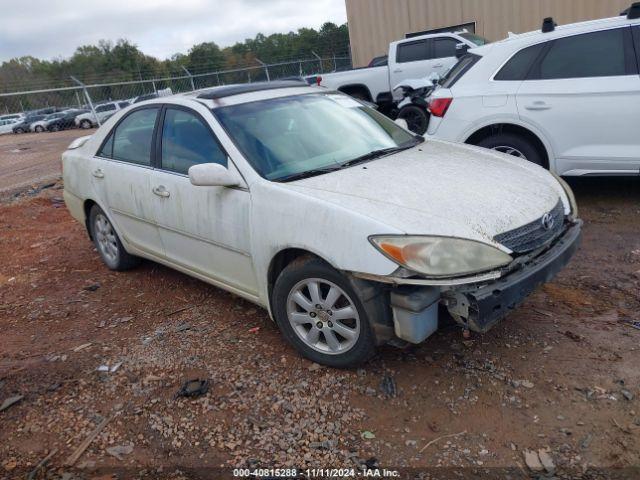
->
523, 450, 544, 472
105, 444, 133, 460
621, 389, 634, 401
361, 430, 376, 440
82, 283, 100, 292
0, 395, 23, 412
538, 449, 555, 474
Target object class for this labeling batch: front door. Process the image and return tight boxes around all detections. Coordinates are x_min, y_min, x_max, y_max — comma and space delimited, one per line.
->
516, 27, 640, 174
95, 106, 165, 256
150, 105, 258, 296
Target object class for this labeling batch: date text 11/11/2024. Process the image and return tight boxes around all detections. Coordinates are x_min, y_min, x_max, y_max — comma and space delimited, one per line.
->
232, 467, 401, 478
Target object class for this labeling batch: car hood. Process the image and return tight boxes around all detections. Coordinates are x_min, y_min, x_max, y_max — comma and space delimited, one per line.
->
283, 140, 568, 250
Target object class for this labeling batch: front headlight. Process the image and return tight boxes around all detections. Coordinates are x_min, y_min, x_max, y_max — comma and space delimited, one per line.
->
551, 173, 578, 220
369, 235, 513, 278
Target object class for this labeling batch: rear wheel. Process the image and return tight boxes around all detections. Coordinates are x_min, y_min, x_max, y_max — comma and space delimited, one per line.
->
477, 133, 544, 167
397, 105, 428, 135
14, 128, 24, 134
80, 119, 92, 129
272, 257, 376, 368
34, 125, 44, 133
89, 205, 140, 271
49, 124, 60, 132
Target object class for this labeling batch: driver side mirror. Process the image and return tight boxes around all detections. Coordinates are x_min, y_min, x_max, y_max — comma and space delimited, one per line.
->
188, 163, 241, 187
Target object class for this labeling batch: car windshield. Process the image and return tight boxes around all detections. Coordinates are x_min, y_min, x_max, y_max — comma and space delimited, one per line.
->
459, 32, 488, 46
214, 93, 419, 181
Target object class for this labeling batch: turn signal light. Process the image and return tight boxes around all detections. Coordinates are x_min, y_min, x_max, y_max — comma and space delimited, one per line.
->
429, 97, 453, 117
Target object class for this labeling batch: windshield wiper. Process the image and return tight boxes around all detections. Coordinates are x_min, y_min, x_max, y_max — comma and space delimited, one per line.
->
275, 138, 423, 183
340, 139, 423, 168
274, 165, 343, 183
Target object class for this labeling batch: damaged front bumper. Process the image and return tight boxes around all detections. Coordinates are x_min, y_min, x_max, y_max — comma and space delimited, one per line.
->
443, 221, 582, 333
353, 220, 582, 344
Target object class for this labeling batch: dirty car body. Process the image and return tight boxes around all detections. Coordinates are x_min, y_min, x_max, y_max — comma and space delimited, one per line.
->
62, 81, 581, 368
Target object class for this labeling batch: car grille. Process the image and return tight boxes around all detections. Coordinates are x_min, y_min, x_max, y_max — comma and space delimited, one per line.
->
494, 200, 565, 254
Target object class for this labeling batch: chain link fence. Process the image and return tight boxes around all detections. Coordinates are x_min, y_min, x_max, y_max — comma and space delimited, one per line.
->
0, 54, 352, 125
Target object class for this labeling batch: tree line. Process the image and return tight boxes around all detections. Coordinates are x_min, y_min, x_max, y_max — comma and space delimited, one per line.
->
0, 22, 350, 94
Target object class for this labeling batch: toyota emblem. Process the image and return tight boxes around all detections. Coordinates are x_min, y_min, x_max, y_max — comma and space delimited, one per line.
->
541, 213, 555, 231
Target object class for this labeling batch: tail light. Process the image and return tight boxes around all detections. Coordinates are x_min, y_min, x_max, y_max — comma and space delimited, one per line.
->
316, 75, 322, 86
429, 97, 453, 117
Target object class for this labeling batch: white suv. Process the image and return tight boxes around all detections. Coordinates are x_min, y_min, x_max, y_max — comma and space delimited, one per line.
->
426, 8, 640, 176
75, 101, 130, 129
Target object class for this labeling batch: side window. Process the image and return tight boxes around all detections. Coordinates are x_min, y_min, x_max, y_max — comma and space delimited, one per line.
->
160, 108, 227, 175
95, 104, 115, 113
537, 28, 630, 80
495, 43, 546, 81
433, 38, 460, 59
118, 102, 130, 109
109, 108, 158, 165
397, 40, 429, 63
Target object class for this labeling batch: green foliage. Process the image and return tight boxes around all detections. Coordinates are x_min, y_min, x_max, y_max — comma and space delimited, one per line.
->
0, 23, 350, 93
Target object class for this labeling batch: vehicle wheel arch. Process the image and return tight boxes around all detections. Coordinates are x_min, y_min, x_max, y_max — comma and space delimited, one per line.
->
82, 199, 125, 243
267, 248, 336, 311
337, 84, 373, 102
464, 122, 551, 170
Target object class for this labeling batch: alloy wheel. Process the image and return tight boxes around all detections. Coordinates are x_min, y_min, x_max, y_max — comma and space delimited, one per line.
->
286, 278, 360, 355
94, 213, 119, 265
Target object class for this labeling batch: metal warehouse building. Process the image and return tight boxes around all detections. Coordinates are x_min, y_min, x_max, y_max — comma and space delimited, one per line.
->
345, 0, 632, 67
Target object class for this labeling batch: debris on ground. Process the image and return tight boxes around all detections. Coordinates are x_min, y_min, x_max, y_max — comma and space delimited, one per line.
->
64, 415, 113, 466
380, 373, 397, 398
175, 379, 209, 398
106, 444, 134, 460
0, 395, 23, 412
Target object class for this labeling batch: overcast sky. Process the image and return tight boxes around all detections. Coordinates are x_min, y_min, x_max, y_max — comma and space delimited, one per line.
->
0, 0, 347, 63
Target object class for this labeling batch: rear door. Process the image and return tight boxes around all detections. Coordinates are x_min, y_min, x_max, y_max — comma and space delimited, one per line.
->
516, 27, 640, 174
150, 105, 258, 296
94, 106, 165, 256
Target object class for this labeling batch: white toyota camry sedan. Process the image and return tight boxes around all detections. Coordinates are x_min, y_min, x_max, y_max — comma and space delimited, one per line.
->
62, 80, 582, 368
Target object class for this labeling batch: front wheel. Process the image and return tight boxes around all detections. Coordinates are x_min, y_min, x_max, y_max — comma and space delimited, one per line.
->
34, 125, 44, 133
80, 119, 92, 129
49, 124, 60, 132
89, 205, 140, 271
476, 133, 544, 167
272, 257, 376, 368
397, 105, 429, 135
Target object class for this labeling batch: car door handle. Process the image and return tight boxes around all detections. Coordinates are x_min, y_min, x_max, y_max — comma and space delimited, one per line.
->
393, 69, 403, 73
152, 185, 170, 198
433, 63, 443, 68
92, 168, 104, 178
525, 101, 551, 111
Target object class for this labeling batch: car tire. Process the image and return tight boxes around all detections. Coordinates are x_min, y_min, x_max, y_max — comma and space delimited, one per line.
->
272, 256, 376, 368
397, 105, 429, 135
89, 205, 140, 271
476, 133, 544, 167
34, 125, 44, 133
50, 124, 60, 132
80, 120, 92, 129
14, 128, 24, 134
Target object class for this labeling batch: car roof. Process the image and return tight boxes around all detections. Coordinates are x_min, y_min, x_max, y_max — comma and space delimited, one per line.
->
177, 81, 321, 109
471, 14, 637, 56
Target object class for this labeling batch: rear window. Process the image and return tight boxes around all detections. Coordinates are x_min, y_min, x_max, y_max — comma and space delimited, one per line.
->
441, 54, 481, 88
536, 28, 630, 79
495, 43, 545, 81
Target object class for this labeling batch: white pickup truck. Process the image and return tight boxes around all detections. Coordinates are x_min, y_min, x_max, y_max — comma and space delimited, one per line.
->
310, 31, 487, 106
